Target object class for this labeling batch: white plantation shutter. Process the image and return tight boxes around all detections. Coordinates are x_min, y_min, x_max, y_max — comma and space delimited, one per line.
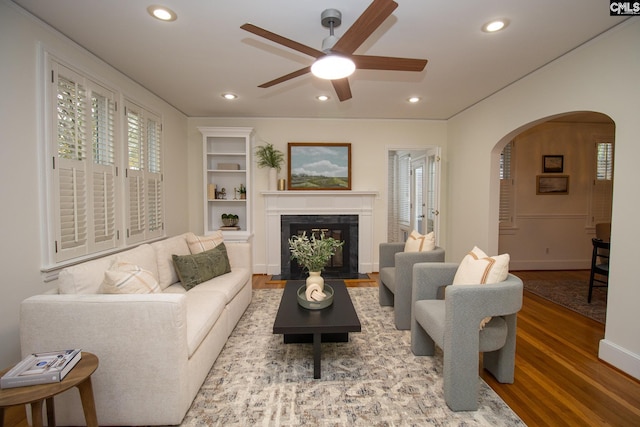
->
146, 117, 163, 237
57, 163, 88, 254
128, 171, 145, 238
591, 141, 614, 225
125, 101, 163, 243
53, 67, 89, 260
398, 154, 411, 227
499, 142, 514, 227
52, 64, 119, 261
89, 85, 117, 250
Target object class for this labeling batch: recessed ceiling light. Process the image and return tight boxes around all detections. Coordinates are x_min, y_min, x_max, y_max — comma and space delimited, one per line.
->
147, 5, 177, 22
316, 95, 330, 101
408, 97, 421, 103
482, 19, 509, 33
222, 93, 238, 100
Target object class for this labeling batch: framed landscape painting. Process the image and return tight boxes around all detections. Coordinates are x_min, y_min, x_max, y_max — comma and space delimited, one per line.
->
287, 143, 351, 190
537, 175, 569, 195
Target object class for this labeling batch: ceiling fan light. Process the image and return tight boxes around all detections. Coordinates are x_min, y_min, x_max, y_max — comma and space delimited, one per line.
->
311, 55, 356, 80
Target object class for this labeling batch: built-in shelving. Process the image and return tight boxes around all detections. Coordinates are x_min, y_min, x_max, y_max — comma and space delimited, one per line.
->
199, 127, 254, 242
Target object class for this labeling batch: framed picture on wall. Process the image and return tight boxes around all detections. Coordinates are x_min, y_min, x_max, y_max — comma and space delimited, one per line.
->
537, 175, 569, 195
543, 155, 564, 173
287, 142, 351, 190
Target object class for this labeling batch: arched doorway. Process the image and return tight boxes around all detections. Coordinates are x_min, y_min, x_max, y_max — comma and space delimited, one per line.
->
496, 111, 614, 322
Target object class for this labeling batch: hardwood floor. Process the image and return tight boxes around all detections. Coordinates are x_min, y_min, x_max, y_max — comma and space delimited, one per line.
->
4, 271, 639, 427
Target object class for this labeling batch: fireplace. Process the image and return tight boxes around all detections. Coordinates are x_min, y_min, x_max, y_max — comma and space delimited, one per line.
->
262, 190, 377, 276
280, 215, 358, 279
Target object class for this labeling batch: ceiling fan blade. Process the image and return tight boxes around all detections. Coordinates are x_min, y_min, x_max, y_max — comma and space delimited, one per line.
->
331, 78, 352, 102
258, 66, 312, 88
241, 23, 324, 58
352, 55, 427, 72
332, 0, 398, 55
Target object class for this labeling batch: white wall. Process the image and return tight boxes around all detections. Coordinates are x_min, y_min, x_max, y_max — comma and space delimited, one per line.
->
0, 1, 189, 367
448, 20, 640, 379
500, 121, 615, 270
186, 117, 448, 274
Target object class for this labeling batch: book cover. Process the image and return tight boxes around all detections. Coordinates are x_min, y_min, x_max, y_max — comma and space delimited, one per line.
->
1, 349, 82, 389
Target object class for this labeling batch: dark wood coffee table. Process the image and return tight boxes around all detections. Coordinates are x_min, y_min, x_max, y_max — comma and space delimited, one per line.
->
273, 280, 361, 379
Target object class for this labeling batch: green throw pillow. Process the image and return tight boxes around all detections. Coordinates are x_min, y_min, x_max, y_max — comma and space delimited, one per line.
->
172, 243, 231, 290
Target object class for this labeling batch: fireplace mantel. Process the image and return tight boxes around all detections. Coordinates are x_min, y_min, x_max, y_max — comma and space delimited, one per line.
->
262, 191, 377, 275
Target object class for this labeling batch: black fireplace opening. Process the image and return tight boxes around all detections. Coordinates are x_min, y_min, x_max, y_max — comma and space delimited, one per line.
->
279, 215, 362, 280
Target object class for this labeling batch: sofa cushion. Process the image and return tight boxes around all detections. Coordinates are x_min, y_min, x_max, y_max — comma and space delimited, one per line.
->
186, 267, 251, 303
184, 290, 226, 357
58, 256, 115, 294
99, 261, 161, 294
187, 230, 224, 254
58, 244, 155, 294
172, 244, 231, 291
152, 233, 192, 289
404, 230, 436, 252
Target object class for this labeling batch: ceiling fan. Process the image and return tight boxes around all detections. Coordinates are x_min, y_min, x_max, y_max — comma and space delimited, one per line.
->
240, 0, 428, 102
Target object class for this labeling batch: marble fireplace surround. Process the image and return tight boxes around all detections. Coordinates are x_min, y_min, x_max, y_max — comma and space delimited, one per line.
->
262, 191, 377, 275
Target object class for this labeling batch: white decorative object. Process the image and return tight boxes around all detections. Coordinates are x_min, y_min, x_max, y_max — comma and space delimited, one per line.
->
305, 271, 325, 292
305, 282, 327, 301
269, 167, 277, 191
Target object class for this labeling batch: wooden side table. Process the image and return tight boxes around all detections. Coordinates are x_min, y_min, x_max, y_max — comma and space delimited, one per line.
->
0, 352, 99, 427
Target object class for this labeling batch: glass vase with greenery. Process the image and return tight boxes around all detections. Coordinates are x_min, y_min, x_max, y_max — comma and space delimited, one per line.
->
288, 231, 344, 273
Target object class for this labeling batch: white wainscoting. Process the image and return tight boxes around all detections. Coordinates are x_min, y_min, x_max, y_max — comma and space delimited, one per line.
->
262, 191, 378, 275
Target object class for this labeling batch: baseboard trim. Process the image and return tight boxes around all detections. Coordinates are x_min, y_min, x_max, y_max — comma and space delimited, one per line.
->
599, 339, 640, 381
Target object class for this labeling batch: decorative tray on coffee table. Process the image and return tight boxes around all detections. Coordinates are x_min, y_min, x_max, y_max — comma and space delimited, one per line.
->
297, 284, 334, 310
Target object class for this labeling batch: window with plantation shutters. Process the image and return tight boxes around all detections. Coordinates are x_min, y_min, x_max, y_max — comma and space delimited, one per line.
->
591, 140, 614, 225
125, 101, 163, 244
398, 154, 411, 228
499, 142, 514, 228
51, 62, 117, 262
45, 56, 164, 266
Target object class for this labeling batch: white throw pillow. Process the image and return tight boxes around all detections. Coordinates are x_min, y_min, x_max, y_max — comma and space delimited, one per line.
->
187, 230, 224, 254
100, 261, 161, 294
452, 246, 510, 329
404, 230, 436, 252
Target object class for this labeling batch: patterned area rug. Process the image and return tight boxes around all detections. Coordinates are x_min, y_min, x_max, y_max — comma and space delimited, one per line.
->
181, 288, 525, 426
523, 279, 606, 324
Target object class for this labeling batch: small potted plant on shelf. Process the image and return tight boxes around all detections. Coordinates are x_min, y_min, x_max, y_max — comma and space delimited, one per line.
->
239, 184, 246, 199
288, 231, 344, 293
221, 213, 239, 227
255, 142, 284, 190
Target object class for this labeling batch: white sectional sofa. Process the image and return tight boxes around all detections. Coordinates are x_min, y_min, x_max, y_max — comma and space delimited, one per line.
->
20, 232, 252, 426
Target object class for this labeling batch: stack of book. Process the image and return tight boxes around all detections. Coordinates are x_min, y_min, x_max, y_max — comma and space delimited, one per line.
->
0, 349, 82, 389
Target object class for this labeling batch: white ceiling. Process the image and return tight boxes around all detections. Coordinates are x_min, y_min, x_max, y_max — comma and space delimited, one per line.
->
11, 0, 627, 120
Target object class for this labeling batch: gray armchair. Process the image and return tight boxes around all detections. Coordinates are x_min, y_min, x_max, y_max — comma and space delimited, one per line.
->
379, 242, 445, 329
410, 262, 523, 411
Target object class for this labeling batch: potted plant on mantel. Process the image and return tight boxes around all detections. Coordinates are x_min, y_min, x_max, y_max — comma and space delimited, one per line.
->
255, 142, 285, 191
288, 231, 344, 294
